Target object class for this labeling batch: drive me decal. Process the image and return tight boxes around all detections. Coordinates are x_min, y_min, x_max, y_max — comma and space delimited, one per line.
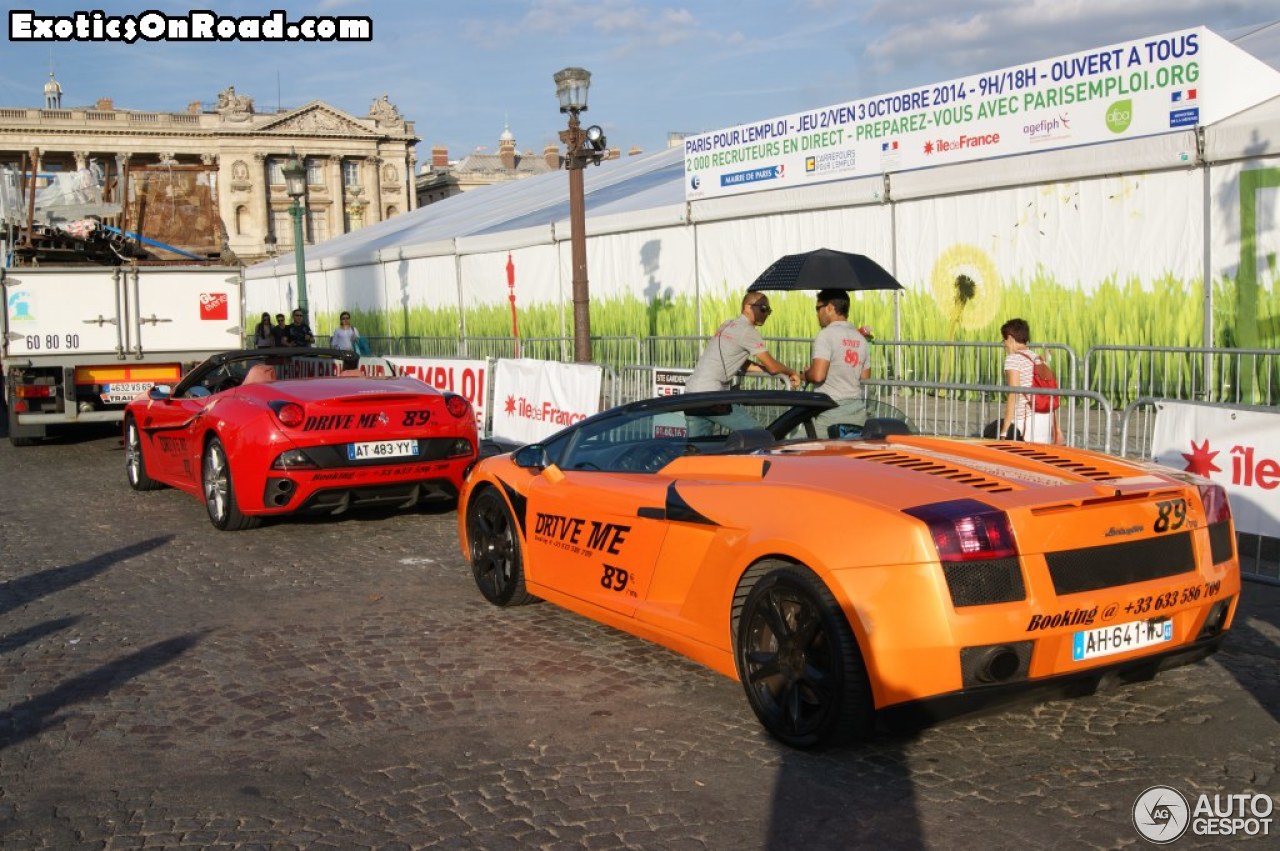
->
533, 512, 630, 559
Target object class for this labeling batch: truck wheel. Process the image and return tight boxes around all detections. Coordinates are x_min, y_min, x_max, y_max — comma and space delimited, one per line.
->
202, 436, 260, 531
125, 417, 164, 491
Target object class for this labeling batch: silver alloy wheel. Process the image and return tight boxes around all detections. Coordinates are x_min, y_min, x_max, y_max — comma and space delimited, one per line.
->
126, 422, 142, 485
203, 441, 229, 523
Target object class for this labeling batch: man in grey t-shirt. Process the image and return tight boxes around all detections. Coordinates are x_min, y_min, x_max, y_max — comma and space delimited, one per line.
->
800, 288, 871, 437
686, 292, 800, 436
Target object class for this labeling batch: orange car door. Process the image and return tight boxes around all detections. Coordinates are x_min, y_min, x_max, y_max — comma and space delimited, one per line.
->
524, 470, 670, 618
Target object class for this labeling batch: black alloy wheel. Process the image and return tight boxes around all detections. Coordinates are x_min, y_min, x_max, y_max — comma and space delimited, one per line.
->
467, 487, 536, 606
734, 562, 873, 748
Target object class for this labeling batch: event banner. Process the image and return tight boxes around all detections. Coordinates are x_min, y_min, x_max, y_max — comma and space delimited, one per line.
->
359, 356, 490, 432
490, 359, 604, 444
1151, 401, 1280, 539
684, 26, 1280, 200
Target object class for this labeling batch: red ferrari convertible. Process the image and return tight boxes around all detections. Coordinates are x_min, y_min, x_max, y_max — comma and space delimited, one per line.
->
124, 348, 478, 530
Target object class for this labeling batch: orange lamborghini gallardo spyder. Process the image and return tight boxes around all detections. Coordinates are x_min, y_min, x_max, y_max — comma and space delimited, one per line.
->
457, 390, 1240, 748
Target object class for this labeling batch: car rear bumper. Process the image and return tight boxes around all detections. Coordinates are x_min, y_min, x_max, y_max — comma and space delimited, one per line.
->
293, 478, 461, 514
255, 460, 468, 515
878, 631, 1225, 731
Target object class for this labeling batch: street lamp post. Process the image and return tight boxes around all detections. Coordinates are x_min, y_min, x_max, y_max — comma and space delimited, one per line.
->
282, 150, 309, 323
554, 67, 607, 363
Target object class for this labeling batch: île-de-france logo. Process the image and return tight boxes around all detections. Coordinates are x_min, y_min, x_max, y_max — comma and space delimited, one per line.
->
1181, 439, 1221, 477
1133, 785, 1190, 844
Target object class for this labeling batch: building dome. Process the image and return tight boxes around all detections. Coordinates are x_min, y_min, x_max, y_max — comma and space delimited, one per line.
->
43, 72, 63, 108
499, 122, 515, 144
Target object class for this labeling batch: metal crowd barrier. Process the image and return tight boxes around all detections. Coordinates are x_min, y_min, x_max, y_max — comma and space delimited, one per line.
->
1084, 345, 1280, 408
863, 378, 1112, 453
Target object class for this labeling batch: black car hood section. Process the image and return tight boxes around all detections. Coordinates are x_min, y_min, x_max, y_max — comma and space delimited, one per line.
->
498, 478, 529, 535
665, 482, 719, 526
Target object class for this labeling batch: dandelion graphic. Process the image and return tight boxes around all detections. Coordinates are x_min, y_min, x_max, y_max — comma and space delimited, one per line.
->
930, 244, 1002, 387
930, 244, 1001, 335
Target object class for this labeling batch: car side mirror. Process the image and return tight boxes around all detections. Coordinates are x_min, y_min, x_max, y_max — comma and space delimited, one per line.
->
513, 444, 551, 470
148, 385, 173, 401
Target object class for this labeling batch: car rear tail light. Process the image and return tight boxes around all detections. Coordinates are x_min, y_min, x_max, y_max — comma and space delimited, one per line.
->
444, 393, 470, 419
268, 400, 305, 428
1198, 482, 1231, 525
905, 499, 1019, 562
14, 384, 53, 399
446, 438, 474, 458
271, 449, 318, 470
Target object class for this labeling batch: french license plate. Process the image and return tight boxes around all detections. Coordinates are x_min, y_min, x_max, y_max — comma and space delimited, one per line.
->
1072, 618, 1172, 661
348, 439, 419, 460
101, 381, 154, 403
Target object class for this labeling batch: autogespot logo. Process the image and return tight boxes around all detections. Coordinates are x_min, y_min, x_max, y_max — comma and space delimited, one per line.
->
1133, 785, 1190, 844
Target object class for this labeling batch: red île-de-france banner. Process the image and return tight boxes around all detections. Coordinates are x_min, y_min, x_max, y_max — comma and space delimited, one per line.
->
1151, 401, 1280, 539
490, 359, 603, 444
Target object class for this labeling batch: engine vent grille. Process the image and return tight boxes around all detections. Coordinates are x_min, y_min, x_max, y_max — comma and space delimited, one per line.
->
989, 444, 1128, 481
857, 451, 1014, 493
1045, 532, 1195, 595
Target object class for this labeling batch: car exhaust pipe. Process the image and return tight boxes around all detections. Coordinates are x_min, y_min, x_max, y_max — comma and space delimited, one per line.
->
960, 641, 1031, 688
974, 646, 1021, 683
265, 477, 296, 507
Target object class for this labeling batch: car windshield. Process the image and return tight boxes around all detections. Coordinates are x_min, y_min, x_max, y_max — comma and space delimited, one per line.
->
175, 350, 357, 398
548, 394, 914, 474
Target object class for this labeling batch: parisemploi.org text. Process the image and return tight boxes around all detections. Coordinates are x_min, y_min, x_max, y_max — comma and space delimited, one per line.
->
8, 10, 372, 43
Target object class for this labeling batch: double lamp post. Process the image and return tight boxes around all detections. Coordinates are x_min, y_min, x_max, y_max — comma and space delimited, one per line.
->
281, 150, 309, 325
554, 67, 608, 363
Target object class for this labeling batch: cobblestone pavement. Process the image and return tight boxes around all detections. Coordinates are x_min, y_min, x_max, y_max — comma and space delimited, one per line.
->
1, 425, 1277, 850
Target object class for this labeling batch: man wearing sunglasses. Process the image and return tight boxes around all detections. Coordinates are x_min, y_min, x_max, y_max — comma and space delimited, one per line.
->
685, 292, 801, 435
800, 288, 872, 437
285, 309, 315, 348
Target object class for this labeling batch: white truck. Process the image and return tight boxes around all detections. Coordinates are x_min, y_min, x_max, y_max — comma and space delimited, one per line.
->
3, 265, 244, 446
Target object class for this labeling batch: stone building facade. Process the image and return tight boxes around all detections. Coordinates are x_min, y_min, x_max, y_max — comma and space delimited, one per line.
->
416, 124, 634, 207
0, 78, 419, 263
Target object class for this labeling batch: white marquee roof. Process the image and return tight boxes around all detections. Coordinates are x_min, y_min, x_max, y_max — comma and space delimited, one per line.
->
247, 21, 1280, 281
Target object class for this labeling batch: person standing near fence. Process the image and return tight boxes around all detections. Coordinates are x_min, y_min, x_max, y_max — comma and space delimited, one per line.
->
800, 288, 871, 437
252, 312, 274, 348
271, 313, 290, 346
999, 317, 1062, 444
286, 309, 315, 348
329, 311, 362, 352
686, 292, 801, 435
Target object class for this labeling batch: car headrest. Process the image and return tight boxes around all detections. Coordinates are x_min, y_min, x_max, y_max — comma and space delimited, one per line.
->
860, 418, 911, 440
723, 428, 776, 453
242, 364, 277, 385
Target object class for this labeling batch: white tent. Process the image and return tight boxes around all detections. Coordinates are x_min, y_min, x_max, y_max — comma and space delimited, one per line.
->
246, 22, 1280, 353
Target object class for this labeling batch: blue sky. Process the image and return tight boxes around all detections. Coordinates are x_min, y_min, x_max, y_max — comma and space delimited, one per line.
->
1, 1, 1273, 166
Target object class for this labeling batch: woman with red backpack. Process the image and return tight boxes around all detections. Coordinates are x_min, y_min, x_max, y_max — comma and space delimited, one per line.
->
998, 317, 1064, 444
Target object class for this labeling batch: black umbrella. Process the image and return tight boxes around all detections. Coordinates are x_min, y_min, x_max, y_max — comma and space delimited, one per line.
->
747, 248, 903, 292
